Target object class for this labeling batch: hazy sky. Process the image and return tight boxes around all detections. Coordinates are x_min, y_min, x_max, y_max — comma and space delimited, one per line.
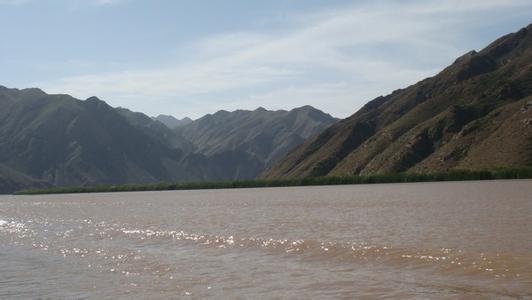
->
1, 0, 531, 119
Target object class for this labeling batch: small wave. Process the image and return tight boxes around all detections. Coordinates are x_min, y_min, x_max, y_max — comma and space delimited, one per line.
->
0, 218, 35, 238
114, 227, 529, 279
0, 218, 26, 230
2, 218, 530, 282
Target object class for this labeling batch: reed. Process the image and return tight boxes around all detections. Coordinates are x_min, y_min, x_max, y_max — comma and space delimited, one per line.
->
15, 167, 532, 195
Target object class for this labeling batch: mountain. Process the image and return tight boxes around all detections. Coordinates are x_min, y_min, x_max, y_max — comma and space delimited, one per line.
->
153, 115, 193, 129
264, 24, 532, 179
176, 106, 338, 167
0, 163, 51, 194
0, 86, 336, 192
116, 108, 195, 152
0, 87, 195, 192
123, 105, 336, 180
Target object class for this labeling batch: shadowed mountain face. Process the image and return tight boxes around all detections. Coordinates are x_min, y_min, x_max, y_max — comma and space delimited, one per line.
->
117, 105, 337, 180
0, 163, 51, 194
176, 106, 338, 167
0, 87, 336, 192
0, 88, 189, 190
116, 108, 196, 153
264, 24, 532, 179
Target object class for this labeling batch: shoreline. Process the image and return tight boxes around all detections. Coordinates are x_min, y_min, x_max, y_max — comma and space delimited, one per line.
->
14, 167, 532, 195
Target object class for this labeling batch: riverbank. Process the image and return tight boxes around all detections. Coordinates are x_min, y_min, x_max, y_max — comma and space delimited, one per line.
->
14, 167, 532, 195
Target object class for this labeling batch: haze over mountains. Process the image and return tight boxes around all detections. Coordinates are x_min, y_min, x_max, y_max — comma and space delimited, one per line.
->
0, 87, 336, 193
264, 24, 532, 179
153, 115, 193, 129
1, 24, 531, 193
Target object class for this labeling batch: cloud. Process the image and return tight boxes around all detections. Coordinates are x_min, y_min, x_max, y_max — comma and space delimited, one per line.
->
38, 0, 532, 118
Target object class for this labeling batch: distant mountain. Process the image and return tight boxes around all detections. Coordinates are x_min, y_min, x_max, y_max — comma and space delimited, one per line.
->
153, 115, 193, 129
177, 106, 338, 167
0, 86, 336, 192
117, 108, 195, 152
264, 24, 532, 179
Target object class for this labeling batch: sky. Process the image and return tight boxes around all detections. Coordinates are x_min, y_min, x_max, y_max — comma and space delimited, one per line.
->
1, 0, 531, 119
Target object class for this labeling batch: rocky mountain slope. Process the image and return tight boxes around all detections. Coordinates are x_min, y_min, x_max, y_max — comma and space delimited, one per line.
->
264, 24, 532, 179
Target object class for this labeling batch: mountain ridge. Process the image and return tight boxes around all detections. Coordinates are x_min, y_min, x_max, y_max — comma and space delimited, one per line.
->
153, 115, 193, 129
175, 105, 338, 166
0, 87, 336, 192
263, 24, 532, 179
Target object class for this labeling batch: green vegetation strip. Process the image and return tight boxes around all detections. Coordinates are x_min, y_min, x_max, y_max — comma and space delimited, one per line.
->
15, 167, 532, 195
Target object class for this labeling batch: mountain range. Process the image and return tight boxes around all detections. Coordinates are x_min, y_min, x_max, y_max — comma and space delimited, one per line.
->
264, 24, 532, 179
1, 24, 531, 193
176, 106, 338, 166
0, 87, 336, 193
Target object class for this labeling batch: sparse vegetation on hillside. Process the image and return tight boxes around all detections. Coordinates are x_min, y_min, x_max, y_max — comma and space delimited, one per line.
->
264, 24, 532, 179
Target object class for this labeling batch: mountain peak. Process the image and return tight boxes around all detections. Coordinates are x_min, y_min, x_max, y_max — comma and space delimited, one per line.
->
22, 87, 46, 95
153, 114, 193, 129
0, 85, 46, 97
264, 24, 532, 179
213, 109, 230, 116
293, 105, 316, 112
86, 96, 103, 102
453, 50, 477, 64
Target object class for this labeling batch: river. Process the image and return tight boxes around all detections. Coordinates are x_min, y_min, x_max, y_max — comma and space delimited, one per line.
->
1, 180, 531, 298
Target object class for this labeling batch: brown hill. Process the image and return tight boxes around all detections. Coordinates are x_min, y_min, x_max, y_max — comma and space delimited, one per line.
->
264, 24, 532, 179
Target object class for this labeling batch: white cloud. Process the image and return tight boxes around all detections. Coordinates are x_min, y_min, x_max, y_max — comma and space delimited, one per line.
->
37, 0, 532, 118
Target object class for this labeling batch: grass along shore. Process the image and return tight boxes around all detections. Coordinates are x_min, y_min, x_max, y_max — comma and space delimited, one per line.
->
14, 167, 532, 195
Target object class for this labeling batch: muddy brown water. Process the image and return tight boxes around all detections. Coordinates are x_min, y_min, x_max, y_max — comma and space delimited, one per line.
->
1, 180, 531, 299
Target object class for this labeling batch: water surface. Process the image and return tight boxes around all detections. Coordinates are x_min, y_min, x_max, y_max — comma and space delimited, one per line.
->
1, 180, 531, 298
